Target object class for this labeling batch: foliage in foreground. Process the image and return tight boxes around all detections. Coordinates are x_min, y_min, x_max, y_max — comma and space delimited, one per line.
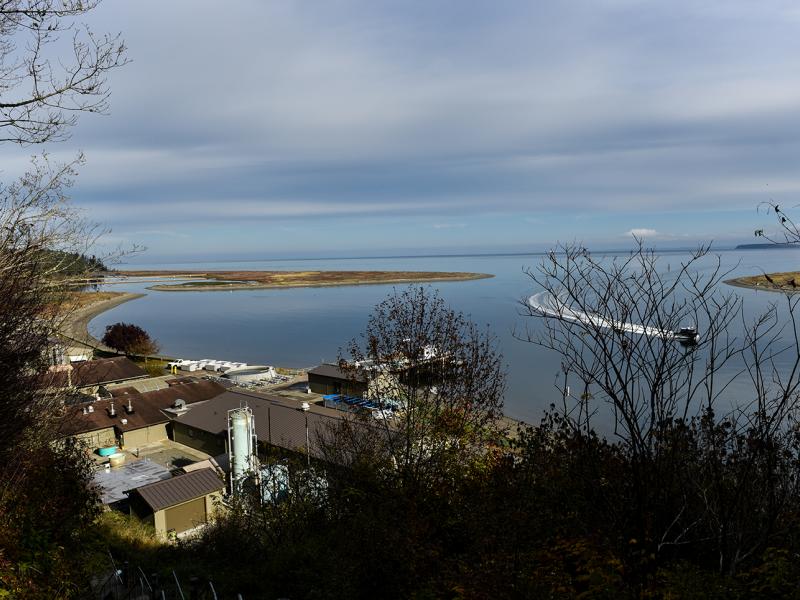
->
0, 2, 127, 596
169, 259, 800, 598
179, 410, 800, 599
101, 322, 160, 355
0, 440, 100, 599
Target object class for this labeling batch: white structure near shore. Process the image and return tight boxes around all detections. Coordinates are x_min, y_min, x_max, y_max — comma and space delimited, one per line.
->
166, 358, 277, 383
166, 358, 247, 373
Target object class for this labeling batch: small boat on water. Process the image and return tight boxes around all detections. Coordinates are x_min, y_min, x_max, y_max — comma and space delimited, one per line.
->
528, 292, 701, 345
673, 326, 699, 345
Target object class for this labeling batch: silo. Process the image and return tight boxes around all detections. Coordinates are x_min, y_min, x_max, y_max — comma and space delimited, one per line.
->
227, 406, 259, 495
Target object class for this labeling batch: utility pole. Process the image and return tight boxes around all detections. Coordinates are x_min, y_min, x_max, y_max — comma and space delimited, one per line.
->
300, 401, 311, 469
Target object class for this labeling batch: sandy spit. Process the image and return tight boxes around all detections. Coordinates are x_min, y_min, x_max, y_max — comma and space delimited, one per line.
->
59, 292, 146, 347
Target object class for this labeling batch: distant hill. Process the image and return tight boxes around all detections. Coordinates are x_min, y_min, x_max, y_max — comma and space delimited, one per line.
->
735, 243, 800, 250
36, 249, 109, 275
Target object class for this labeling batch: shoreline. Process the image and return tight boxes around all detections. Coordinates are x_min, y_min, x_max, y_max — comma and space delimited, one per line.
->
59, 292, 146, 348
147, 273, 494, 292
724, 275, 800, 294
55, 289, 531, 429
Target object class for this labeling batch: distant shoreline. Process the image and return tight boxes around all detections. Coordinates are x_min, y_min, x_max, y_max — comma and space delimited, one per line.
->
734, 243, 800, 250
109, 270, 494, 292
114, 246, 775, 267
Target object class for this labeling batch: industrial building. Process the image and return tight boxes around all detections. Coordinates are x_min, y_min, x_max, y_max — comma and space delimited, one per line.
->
62, 377, 227, 451
127, 467, 224, 538
307, 363, 367, 396
58, 360, 357, 541
47, 336, 92, 364
43, 355, 148, 395
172, 389, 342, 459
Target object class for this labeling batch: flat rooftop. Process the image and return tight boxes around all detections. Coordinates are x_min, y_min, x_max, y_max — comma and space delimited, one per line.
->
92, 440, 213, 504
94, 458, 171, 504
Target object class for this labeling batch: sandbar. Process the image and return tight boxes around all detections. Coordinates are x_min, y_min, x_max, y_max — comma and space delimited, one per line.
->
725, 272, 800, 293
111, 270, 494, 292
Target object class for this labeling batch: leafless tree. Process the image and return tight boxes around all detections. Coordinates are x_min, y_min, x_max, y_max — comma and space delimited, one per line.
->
0, 3, 126, 591
0, 154, 98, 493
521, 241, 800, 575
751, 200, 800, 246
0, 0, 126, 449
337, 286, 506, 492
0, 0, 127, 144
523, 241, 742, 446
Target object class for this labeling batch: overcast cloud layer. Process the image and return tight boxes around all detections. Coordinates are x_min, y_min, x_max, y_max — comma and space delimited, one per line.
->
7, 0, 800, 259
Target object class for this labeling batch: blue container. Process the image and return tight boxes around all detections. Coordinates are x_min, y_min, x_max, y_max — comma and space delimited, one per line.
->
98, 446, 118, 457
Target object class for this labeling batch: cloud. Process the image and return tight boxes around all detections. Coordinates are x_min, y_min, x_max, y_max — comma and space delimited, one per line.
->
625, 228, 659, 238
129, 230, 190, 239
432, 223, 467, 229
10, 0, 799, 256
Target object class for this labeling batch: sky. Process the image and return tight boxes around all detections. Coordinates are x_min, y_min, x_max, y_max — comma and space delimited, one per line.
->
5, 0, 800, 261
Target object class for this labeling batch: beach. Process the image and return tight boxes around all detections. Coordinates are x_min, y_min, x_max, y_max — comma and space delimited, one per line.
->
60, 292, 146, 348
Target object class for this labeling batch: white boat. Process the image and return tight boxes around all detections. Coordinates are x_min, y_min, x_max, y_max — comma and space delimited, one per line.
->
528, 292, 700, 344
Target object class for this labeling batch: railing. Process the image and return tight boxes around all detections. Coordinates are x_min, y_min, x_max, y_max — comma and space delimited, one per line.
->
93, 550, 237, 599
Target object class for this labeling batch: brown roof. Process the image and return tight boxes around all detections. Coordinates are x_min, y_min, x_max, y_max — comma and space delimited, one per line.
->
109, 386, 138, 397
44, 356, 147, 389
174, 390, 343, 457
61, 378, 227, 436
308, 363, 367, 382
131, 468, 223, 512
168, 376, 200, 385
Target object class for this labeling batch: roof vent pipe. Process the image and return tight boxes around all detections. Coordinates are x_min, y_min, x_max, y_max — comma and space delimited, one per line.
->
125, 399, 134, 414
109, 402, 116, 417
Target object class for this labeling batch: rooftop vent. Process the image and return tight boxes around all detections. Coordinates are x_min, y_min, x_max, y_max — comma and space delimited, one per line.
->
108, 402, 116, 417
162, 397, 190, 416
125, 399, 134, 414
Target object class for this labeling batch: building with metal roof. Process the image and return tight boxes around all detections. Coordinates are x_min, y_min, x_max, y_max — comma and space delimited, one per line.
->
61, 377, 227, 451
106, 374, 173, 395
307, 363, 368, 396
42, 356, 148, 391
172, 389, 344, 459
127, 468, 224, 538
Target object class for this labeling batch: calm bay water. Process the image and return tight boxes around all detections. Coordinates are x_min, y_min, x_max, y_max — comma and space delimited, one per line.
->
90, 249, 800, 423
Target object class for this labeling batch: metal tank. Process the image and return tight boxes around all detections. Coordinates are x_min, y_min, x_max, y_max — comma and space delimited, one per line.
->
227, 406, 259, 495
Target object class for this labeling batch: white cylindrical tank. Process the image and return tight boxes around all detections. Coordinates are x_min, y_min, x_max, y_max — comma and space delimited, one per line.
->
230, 411, 249, 481
228, 407, 258, 494
226, 366, 276, 384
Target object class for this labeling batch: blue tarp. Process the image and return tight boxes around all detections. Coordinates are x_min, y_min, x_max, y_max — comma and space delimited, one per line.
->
323, 393, 397, 414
